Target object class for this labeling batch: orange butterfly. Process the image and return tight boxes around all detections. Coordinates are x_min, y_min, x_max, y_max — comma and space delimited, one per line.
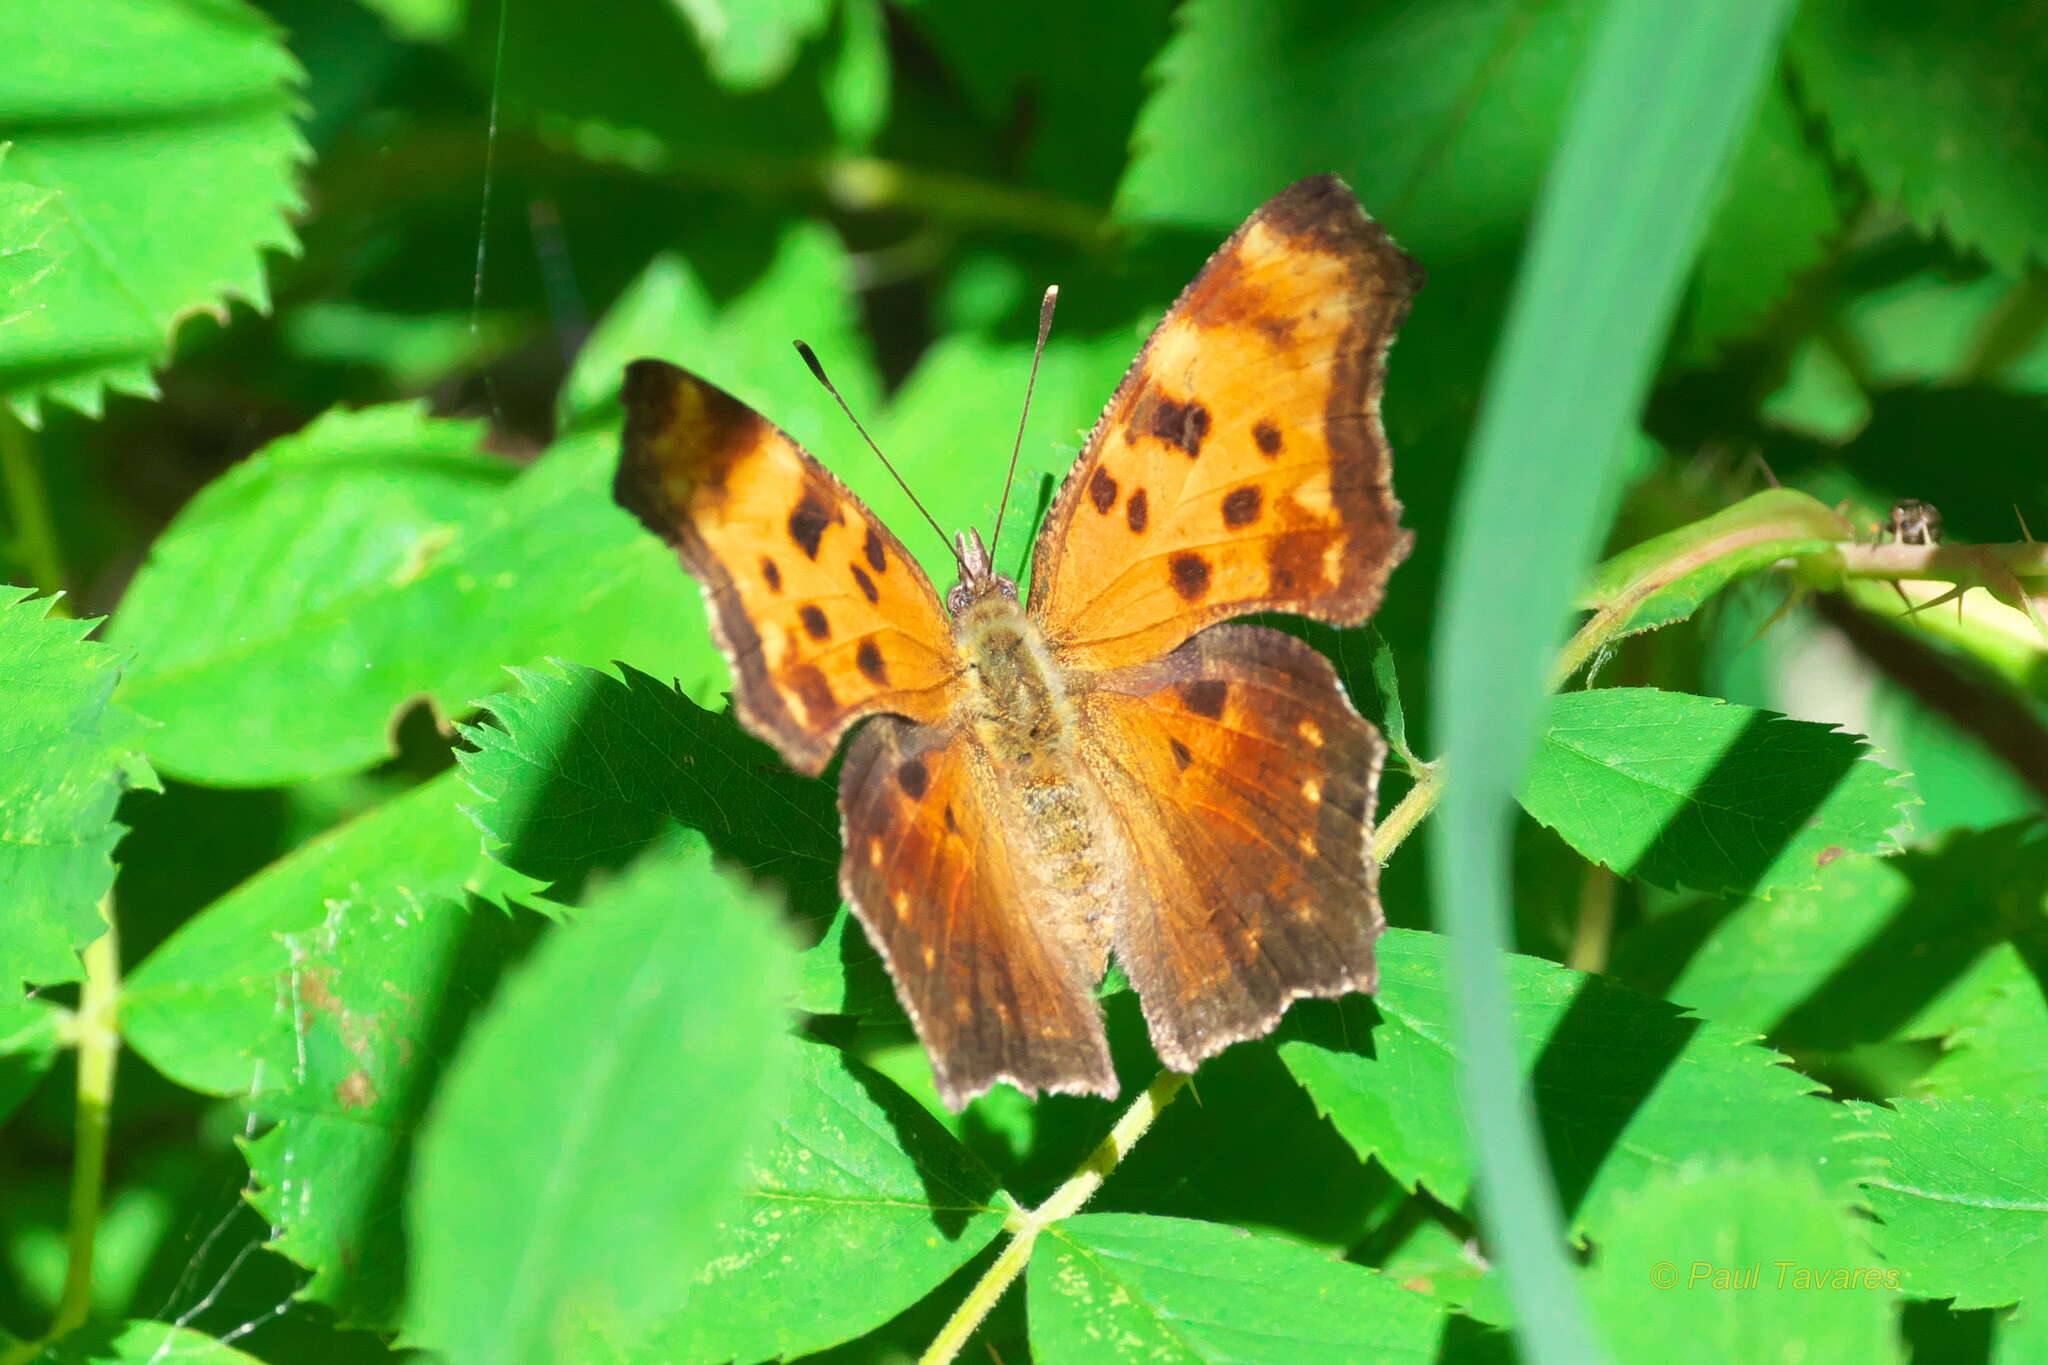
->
616, 175, 1419, 1109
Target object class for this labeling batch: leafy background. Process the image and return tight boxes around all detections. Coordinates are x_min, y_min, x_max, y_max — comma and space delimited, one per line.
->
3, 0, 2046, 1362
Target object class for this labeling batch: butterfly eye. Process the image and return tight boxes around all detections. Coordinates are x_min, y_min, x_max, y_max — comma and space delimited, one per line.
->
947, 582, 971, 616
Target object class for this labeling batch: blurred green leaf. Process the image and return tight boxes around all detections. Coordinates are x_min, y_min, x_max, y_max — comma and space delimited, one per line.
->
1028, 1213, 1501, 1364
910, 0, 1172, 201
0, 0, 304, 423
109, 407, 719, 786
824, 0, 889, 149
477, 0, 841, 174
637, 1038, 1011, 1364
1584, 1161, 1901, 1364
559, 225, 878, 446
1789, 0, 2048, 275
670, 0, 831, 89
0, 586, 156, 989
356, 0, 466, 43
121, 768, 541, 1096
1280, 929, 1865, 1233
283, 302, 528, 390
243, 892, 541, 1330
1853, 1096, 2048, 1310
407, 840, 792, 1365
1681, 85, 1843, 358
1520, 687, 1908, 898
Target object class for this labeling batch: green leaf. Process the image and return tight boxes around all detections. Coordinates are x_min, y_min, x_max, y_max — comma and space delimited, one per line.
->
0, 163, 59, 321
460, 660, 901, 1016
0, 0, 304, 423
1919, 964, 2048, 1103
824, 0, 889, 149
282, 302, 528, 391
0, 995, 61, 1124
558, 226, 878, 446
1616, 826, 2048, 1054
1681, 84, 1843, 357
357, 0, 465, 43
1584, 1161, 1902, 1364
1519, 687, 1908, 899
638, 1038, 1010, 1363
1788, 0, 2048, 275
0, 587, 156, 989
671, 0, 831, 89
1854, 1097, 2048, 1310
109, 408, 718, 785
1029, 1213, 1499, 1364
242, 892, 541, 1330
1572, 489, 1851, 649
1119, 0, 1594, 245
461, 660, 837, 905
1279, 930, 1868, 1233
476, 0, 838, 180
909, 0, 1172, 201
122, 768, 541, 1096
35, 1320, 265, 1364
406, 841, 794, 1364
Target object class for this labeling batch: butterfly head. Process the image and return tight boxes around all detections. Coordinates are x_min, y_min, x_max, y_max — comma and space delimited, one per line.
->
947, 528, 1018, 617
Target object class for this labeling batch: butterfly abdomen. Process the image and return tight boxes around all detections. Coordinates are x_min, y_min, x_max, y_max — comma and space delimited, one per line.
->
955, 593, 1120, 949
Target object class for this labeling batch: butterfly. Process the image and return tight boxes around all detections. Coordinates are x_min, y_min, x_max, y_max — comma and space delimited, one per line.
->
615, 174, 1420, 1109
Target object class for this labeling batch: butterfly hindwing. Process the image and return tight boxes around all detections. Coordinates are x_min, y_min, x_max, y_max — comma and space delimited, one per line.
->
1080, 623, 1386, 1070
1029, 174, 1420, 669
838, 716, 1117, 1108
617, 359, 960, 774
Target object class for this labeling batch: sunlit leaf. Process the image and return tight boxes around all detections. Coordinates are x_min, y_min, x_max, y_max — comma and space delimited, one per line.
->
0, 0, 304, 423
1520, 687, 1908, 898
406, 842, 794, 1364
0, 587, 156, 989
1584, 1161, 1902, 1364
1853, 1097, 2048, 1310
637, 1039, 1011, 1364
1029, 1213, 1502, 1364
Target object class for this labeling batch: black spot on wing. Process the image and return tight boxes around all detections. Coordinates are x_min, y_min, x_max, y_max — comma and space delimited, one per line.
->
1169, 552, 1211, 601
850, 562, 879, 603
789, 493, 833, 560
897, 757, 929, 800
1182, 679, 1227, 719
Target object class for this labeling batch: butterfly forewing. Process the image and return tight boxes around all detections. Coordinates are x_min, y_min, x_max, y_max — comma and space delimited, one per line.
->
1028, 174, 1420, 670
617, 359, 960, 775
1080, 624, 1386, 1068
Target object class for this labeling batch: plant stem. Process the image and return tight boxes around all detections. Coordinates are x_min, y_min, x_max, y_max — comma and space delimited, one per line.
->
1374, 761, 1443, 866
920, 1071, 1190, 1365
1567, 864, 1617, 973
0, 900, 123, 1365
0, 412, 67, 601
54, 900, 120, 1338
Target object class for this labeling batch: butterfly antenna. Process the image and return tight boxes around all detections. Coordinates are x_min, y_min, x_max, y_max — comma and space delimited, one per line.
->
989, 285, 1061, 568
793, 340, 949, 552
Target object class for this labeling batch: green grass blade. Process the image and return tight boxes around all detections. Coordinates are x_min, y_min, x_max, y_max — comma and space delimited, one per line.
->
1425, 4, 1801, 1362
